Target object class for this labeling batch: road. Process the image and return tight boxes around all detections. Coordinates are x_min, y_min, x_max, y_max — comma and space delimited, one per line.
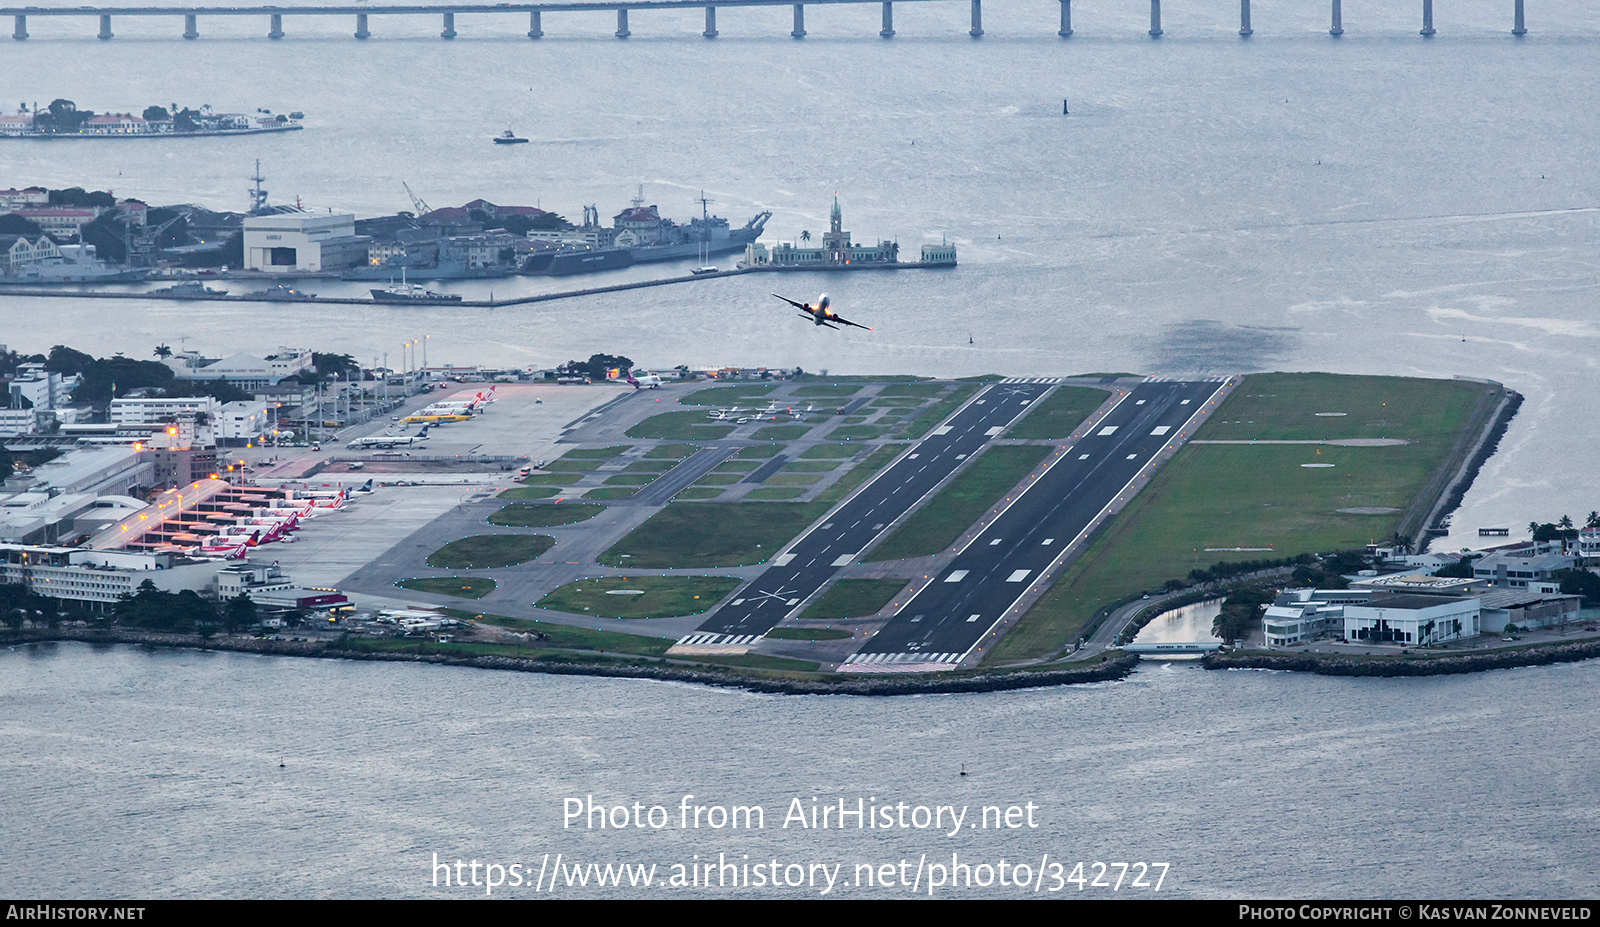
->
842, 378, 1229, 668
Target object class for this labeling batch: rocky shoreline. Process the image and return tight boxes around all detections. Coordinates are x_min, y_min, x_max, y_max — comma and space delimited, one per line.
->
1202, 638, 1600, 676
3, 628, 1139, 696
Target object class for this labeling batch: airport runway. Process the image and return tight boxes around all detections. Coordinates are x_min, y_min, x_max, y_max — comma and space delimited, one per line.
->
842, 378, 1229, 669
679, 380, 1056, 646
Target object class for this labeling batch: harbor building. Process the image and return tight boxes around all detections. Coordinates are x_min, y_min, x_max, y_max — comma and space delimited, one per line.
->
740, 197, 954, 268
243, 213, 370, 273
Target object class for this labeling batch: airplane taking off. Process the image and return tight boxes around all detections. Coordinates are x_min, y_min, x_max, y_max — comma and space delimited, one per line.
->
771, 293, 871, 331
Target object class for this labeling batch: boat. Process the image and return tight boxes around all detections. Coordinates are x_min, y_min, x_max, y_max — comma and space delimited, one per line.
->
619, 190, 771, 263
0, 245, 149, 284
494, 129, 530, 145
369, 278, 463, 304
691, 265, 720, 275
152, 281, 228, 298
242, 284, 315, 301
519, 245, 633, 276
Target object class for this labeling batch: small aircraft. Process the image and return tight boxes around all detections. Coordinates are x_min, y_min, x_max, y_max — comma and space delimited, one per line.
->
771, 293, 871, 331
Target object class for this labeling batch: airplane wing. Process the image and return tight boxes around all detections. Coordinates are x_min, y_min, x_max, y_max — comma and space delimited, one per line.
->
771, 293, 809, 312
831, 314, 872, 331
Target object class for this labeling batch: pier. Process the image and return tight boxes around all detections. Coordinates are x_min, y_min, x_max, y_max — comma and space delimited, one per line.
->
4, 0, 1539, 42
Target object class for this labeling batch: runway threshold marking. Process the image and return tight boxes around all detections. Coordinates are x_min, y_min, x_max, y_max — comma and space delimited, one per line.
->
944, 571, 968, 582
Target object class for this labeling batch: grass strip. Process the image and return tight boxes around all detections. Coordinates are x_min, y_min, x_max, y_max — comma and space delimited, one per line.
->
868, 445, 1053, 560
427, 534, 555, 569
395, 576, 498, 599
487, 502, 605, 528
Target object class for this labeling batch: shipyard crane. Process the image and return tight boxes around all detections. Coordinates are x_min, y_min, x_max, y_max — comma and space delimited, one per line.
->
402, 181, 432, 218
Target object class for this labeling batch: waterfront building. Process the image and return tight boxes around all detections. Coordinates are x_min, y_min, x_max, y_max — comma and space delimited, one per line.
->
0, 234, 62, 272
1478, 589, 1583, 633
1343, 595, 1481, 645
0, 543, 223, 607
741, 198, 903, 267
438, 231, 521, 269
1261, 588, 1373, 647
243, 213, 370, 273
1471, 549, 1578, 588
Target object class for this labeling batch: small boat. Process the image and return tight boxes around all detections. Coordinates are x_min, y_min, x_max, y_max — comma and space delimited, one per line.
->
494, 129, 530, 145
691, 265, 719, 276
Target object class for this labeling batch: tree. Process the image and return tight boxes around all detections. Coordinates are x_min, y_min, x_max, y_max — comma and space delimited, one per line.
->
800, 230, 811, 244
142, 105, 169, 122
45, 344, 95, 376
153, 344, 173, 359
1587, 512, 1600, 530
224, 593, 257, 633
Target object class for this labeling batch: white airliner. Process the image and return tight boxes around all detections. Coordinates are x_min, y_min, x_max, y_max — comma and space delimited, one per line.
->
626, 369, 662, 389
348, 425, 430, 450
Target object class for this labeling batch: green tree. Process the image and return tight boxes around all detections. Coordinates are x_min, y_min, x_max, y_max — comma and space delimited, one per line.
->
224, 593, 257, 633
142, 105, 169, 122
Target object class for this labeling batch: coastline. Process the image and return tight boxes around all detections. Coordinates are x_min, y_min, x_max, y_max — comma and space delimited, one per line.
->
13, 626, 1600, 690
2, 628, 1140, 696
1201, 638, 1600, 677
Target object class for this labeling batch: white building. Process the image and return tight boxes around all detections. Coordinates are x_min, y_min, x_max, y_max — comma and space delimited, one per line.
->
243, 213, 370, 273
1343, 595, 1480, 646
1261, 588, 1373, 647
218, 401, 269, 445
0, 543, 222, 607
168, 348, 313, 390
110, 396, 221, 426
9, 363, 78, 411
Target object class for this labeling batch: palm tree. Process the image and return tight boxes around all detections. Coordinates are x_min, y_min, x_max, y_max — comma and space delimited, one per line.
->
800, 230, 811, 245
153, 343, 172, 359
1587, 511, 1599, 529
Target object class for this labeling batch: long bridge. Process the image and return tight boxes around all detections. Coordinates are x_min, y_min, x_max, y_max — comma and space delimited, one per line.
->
2, 0, 1536, 42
